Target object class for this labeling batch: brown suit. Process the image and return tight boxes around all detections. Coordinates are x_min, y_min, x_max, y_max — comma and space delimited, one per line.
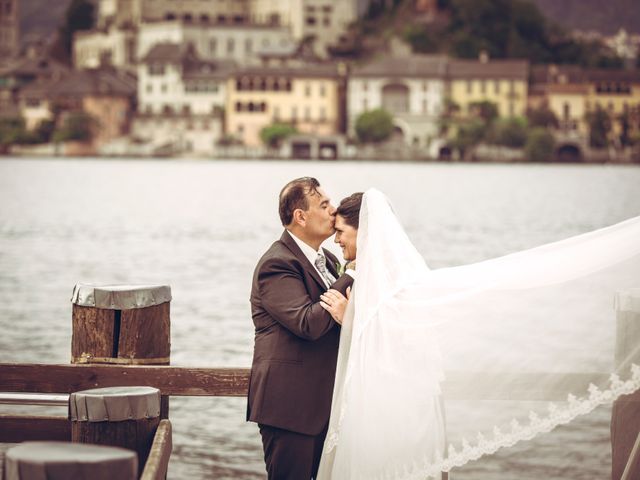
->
248, 230, 354, 478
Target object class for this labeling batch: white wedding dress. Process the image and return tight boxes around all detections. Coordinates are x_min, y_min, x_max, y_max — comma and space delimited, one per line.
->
317, 188, 640, 480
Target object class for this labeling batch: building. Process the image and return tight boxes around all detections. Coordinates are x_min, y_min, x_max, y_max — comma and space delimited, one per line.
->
226, 64, 341, 146
448, 55, 529, 118
348, 55, 447, 151
0, 54, 70, 120
250, 0, 369, 57
137, 21, 295, 66
74, 28, 137, 71
0, 0, 19, 64
134, 43, 234, 154
531, 65, 640, 141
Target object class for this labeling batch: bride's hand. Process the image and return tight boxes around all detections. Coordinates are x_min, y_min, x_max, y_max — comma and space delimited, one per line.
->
320, 288, 349, 325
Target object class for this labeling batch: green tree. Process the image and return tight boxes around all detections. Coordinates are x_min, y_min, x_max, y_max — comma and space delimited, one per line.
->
468, 100, 499, 124
488, 117, 528, 148
618, 110, 633, 147
403, 25, 439, 54
586, 107, 611, 148
450, 119, 486, 157
52, 0, 96, 62
53, 112, 95, 142
527, 105, 559, 129
260, 123, 297, 148
524, 127, 555, 162
355, 108, 394, 143
0, 117, 26, 145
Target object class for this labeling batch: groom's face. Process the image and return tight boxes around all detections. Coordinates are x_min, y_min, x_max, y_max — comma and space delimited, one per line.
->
303, 187, 336, 240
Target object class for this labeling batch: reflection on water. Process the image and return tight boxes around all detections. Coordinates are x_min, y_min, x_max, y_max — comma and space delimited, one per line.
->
1, 158, 639, 479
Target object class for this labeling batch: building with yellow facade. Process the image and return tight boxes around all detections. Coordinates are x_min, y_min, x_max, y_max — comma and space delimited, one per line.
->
225, 64, 342, 146
448, 56, 529, 118
531, 65, 640, 141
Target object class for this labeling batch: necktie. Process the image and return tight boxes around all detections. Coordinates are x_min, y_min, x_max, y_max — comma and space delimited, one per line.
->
315, 253, 337, 286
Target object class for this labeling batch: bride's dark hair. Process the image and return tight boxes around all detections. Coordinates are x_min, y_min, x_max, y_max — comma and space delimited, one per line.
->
336, 192, 364, 229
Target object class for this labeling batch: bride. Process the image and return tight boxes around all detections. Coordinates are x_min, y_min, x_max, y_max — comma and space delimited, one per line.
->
317, 188, 640, 479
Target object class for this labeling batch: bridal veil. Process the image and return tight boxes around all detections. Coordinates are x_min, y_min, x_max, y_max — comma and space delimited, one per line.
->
318, 188, 640, 479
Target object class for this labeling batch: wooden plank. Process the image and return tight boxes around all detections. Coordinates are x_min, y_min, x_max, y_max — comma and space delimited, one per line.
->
0, 363, 612, 400
119, 302, 170, 361
0, 414, 70, 442
141, 420, 172, 480
0, 363, 250, 397
71, 305, 116, 360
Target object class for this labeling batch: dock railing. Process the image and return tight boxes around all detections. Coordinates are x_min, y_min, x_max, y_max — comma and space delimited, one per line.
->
0, 285, 639, 479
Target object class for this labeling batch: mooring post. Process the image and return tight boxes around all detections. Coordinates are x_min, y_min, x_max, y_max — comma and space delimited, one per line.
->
70, 284, 172, 418
70, 386, 161, 477
4, 441, 137, 480
612, 287, 640, 480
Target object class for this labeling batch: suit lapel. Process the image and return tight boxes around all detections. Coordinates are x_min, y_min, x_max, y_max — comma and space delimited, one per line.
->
280, 230, 328, 290
323, 249, 340, 279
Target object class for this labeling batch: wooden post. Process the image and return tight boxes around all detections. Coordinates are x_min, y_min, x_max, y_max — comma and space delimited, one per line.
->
71, 284, 171, 418
70, 386, 161, 477
4, 441, 137, 480
612, 287, 640, 480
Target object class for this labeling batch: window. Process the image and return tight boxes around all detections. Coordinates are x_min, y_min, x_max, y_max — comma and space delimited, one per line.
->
422, 99, 428, 114
209, 38, 217, 55
509, 80, 515, 94
494, 80, 500, 94
480, 80, 486, 94
292, 106, 297, 119
363, 81, 368, 92
320, 84, 326, 97
161, 83, 167, 93
319, 107, 326, 121
305, 83, 311, 97
274, 106, 280, 120
323, 17, 330, 26
149, 64, 165, 75
306, 16, 316, 26
146, 84, 152, 93
245, 38, 253, 54
466, 80, 472, 94
422, 82, 428, 92
304, 106, 310, 120
227, 38, 235, 54
236, 101, 243, 112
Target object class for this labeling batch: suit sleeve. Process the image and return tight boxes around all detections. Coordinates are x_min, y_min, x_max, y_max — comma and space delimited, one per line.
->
258, 259, 354, 341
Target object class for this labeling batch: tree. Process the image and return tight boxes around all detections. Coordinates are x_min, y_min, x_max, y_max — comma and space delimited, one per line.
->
586, 107, 611, 148
618, 110, 633, 147
403, 25, 440, 54
488, 117, 528, 148
0, 117, 27, 148
52, 0, 96, 62
450, 119, 486, 157
355, 108, 394, 143
527, 105, 559, 129
525, 127, 555, 162
53, 112, 95, 143
468, 100, 498, 124
260, 123, 297, 148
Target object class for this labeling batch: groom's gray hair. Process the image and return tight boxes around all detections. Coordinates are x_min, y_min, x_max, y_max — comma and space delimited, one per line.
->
279, 177, 321, 226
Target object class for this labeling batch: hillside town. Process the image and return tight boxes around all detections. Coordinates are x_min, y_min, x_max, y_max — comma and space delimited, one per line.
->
1, 0, 640, 161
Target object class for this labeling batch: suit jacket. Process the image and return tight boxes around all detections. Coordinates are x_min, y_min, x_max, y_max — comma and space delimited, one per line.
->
247, 230, 354, 435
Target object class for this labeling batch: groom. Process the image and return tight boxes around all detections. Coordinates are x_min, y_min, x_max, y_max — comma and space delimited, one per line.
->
247, 177, 354, 479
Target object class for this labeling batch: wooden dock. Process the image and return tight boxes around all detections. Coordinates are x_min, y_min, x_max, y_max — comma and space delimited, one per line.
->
1, 284, 639, 479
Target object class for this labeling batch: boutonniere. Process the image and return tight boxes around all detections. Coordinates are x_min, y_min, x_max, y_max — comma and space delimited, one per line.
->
335, 262, 345, 276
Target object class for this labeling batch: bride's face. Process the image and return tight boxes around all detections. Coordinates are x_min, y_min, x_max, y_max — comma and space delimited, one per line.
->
334, 215, 357, 261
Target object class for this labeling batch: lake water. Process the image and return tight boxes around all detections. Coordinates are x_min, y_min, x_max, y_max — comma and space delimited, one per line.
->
1, 158, 639, 479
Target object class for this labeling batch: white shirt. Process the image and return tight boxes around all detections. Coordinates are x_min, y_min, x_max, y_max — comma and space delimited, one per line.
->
286, 230, 356, 287
287, 230, 333, 288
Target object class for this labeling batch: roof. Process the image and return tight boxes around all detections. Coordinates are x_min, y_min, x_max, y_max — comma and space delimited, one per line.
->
530, 64, 640, 86
47, 68, 137, 98
0, 55, 70, 79
142, 43, 184, 64
234, 63, 340, 79
448, 59, 529, 80
183, 58, 237, 80
351, 55, 448, 78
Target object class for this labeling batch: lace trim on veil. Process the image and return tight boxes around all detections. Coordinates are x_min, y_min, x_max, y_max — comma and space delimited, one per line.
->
326, 365, 640, 479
